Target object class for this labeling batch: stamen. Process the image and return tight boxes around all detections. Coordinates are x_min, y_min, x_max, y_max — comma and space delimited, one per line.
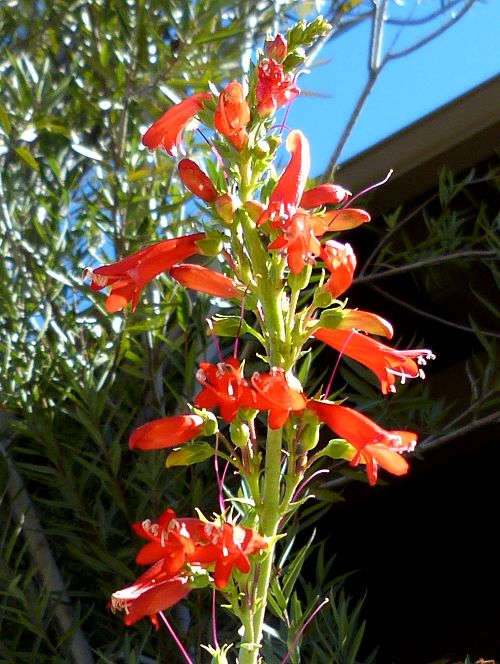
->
178, 522, 190, 538
141, 519, 152, 532
82, 268, 109, 287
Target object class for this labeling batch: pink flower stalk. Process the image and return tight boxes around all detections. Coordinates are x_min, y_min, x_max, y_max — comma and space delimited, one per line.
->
84, 233, 205, 312
142, 93, 211, 155
170, 264, 242, 299
308, 400, 417, 485
313, 327, 435, 394
178, 159, 218, 202
129, 415, 204, 451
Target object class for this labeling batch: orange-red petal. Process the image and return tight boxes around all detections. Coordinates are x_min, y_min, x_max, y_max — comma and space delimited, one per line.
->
170, 264, 241, 298
129, 415, 204, 450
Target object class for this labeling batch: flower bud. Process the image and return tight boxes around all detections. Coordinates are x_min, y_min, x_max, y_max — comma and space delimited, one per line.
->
215, 193, 236, 223
230, 420, 250, 448
244, 200, 266, 222
301, 422, 320, 452
312, 288, 334, 310
265, 33, 287, 62
202, 410, 219, 436
214, 82, 250, 151
178, 159, 217, 202
196, 232, 224, 256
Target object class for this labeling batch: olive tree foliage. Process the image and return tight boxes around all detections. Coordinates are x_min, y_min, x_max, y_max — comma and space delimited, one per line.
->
0, 2, 306, 662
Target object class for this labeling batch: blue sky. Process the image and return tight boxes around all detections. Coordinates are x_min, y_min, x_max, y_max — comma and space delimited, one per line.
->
286, 0, 500, 175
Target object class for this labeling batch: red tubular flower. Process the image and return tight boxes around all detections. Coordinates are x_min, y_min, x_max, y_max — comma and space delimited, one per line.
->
251, 368, 306, 429
142, 93, 211, 155
84, 233, 205, 313
321, 240, 357, 298
258, 130, 310, 227
309, 208, 371, 235
214, 81, 250, 151
269, 212, 321, 274
308, 400, 417, 485
127, 508, 268, 590
132, 509, 207, 574
335, 310, 393, 338
197, 522, 268, 589
170, 264, 241, 299
265, 33, 288, 62
300, 184, 351, 209
178, 159, 217, 202
111, 562, 191, 627
195, 358, 256, 423
256, 59, 300, 116
313, 328, 435, 394
129, 415, 204, 451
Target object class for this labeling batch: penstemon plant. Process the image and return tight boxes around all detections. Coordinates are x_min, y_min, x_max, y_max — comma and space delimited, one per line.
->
85, 18, 435, 664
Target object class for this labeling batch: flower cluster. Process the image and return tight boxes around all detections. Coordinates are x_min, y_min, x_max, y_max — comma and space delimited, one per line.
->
86, 23, 434, 648
111, 508, 267, 626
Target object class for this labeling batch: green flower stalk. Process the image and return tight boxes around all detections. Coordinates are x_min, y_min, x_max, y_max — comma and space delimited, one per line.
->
87, 19, 435, 664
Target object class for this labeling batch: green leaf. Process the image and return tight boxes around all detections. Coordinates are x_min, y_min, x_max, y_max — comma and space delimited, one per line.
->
166, 442, 214, 468
14, 146, 39, 171
0, 101, 12, 134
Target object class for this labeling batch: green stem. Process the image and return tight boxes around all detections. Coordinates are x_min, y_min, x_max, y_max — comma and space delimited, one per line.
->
238, 426, 283, 664
236, 156, 290, 663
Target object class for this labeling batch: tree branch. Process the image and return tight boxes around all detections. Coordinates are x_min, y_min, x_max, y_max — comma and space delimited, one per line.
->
354, 249, 497, 284
386, 0, 469, 26
383, 0, 476, 63
326, 71, 379, 177
322, 411, 500, 490
358, 193, 438, 278
0, 435, 95, 664
365, 283, 500, 338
